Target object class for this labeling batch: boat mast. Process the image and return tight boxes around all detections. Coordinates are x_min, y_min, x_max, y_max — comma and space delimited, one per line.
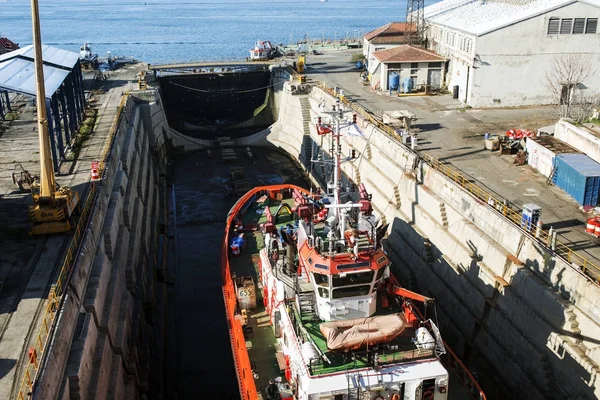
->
333, 119, 341, 212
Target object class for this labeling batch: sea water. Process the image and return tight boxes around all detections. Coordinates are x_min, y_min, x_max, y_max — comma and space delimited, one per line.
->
1, 0, 436, 64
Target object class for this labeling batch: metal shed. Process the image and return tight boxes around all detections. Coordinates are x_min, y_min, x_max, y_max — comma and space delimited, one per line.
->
0, 45, 86, 171
526, 135, 579, 178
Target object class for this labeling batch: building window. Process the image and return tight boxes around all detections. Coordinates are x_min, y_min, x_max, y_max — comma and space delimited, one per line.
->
573, 18, 585, 34
560, 18, 573, 34
548, 17, 560, 34
411, 62, 419, 69
429, 62, 442, 68
410, 69, 418, 74
548, 17, 597, 34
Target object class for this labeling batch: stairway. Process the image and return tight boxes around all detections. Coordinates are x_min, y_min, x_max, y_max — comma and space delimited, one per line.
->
439, 203, 448, 229
546, 165, 557, 186
298, 291, 317, 321
357, 235, 372, 252
299, 97, 313, 166
393, 186, 401, 209
423, 238, 435, 264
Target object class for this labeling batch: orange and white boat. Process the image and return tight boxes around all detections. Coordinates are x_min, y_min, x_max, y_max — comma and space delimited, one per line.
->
222, 117, 486, 399
249, 40, 275, 61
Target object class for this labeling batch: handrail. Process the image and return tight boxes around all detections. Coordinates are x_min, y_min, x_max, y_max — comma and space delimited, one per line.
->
422, 153, 600, 282
313, 80, 600, 285
16, 93, 129, 400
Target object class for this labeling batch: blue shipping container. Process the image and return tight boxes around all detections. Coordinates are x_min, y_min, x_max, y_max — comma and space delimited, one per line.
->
554, 154, 600, 206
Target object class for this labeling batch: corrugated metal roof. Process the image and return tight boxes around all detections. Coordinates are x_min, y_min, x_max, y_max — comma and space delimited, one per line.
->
556, 153, 600, 177
0, 44, 78, 69
528, 135, 579, 154
424, 0, 600, 36
0, 57, 69, 98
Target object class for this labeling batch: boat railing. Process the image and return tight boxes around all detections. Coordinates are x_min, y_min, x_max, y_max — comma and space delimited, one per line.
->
308, 343, 436, 376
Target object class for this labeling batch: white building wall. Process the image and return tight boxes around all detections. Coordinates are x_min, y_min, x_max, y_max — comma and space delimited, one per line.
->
555, 118, 600, 163
473, 2, 600, 107
365, 42, 402, 70
426, 1, 600, 107
427, 25, 476, 103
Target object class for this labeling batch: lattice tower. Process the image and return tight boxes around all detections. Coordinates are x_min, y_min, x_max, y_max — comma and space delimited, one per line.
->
405, 0, 425, 46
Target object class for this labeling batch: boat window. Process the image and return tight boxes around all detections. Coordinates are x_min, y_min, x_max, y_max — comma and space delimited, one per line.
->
314, 273, 329, 287
375, 267, 386, 281
332, 270, 374, 287
332, 285, 371, 299
318, 287, 329, 298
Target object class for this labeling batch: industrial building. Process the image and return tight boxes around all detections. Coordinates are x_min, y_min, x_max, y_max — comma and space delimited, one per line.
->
368, 45, 446, 92
362, 22, 410, 64
424, 0, 600, 107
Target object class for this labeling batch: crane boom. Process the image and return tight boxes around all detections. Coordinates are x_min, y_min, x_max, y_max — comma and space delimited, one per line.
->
31, 0, 55, 198
28, 0, 80, 235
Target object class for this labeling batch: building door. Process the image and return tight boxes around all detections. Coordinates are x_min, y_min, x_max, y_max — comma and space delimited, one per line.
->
427, 69, 441, 89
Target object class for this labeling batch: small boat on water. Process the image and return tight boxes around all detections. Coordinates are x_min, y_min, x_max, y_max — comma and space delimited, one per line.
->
222, 114, 485, 399
0, 37, 19, 55
79, 42, 98, 69
249, 40, 275, 61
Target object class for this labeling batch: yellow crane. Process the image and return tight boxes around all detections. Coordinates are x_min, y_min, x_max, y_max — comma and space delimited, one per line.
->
28, 0, 80, 235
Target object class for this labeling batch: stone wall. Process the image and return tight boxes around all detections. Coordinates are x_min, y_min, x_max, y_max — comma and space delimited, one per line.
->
34, 94, 168, 400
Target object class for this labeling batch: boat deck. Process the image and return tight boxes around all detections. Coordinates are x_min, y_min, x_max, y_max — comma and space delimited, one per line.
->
228, 193, 435, 394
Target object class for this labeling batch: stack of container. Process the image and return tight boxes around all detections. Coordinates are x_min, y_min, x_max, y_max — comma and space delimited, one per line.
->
554, 154, 600, 206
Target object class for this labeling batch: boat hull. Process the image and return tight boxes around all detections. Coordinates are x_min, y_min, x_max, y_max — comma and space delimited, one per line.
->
221, 184, 308, 400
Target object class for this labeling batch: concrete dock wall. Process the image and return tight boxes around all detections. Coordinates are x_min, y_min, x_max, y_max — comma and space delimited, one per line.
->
246, 83, 600, 399
34, 94, 168, 400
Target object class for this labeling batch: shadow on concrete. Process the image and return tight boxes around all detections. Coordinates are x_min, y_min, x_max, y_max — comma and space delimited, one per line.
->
417, 123, 444, 132
548, 218, 585, 230
0, 359, 16, 380
439, 148, 485, 161
383, 205, 597, 399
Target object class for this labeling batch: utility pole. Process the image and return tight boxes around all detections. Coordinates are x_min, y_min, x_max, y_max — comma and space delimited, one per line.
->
31, 0, 55, 198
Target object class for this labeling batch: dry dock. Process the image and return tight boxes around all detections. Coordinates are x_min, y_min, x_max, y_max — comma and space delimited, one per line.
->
0, 48, 598, 400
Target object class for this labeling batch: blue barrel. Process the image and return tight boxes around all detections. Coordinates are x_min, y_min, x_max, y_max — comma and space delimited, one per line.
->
403, 77, 413, 93
389, 72, 400, 91
355, 61, 363, 70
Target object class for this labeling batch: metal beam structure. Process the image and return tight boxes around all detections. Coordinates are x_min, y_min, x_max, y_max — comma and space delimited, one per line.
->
0, 90, 10, 119
405, 0, 425, 46
0, 54, 86, 171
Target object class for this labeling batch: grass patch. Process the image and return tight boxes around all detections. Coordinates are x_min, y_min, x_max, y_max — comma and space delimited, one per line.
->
351, 53, 365, 62
458, 105, 472, 113
66, 109, 98, 161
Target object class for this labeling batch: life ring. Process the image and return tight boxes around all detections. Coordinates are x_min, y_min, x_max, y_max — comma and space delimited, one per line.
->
422, 389, 434, 400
